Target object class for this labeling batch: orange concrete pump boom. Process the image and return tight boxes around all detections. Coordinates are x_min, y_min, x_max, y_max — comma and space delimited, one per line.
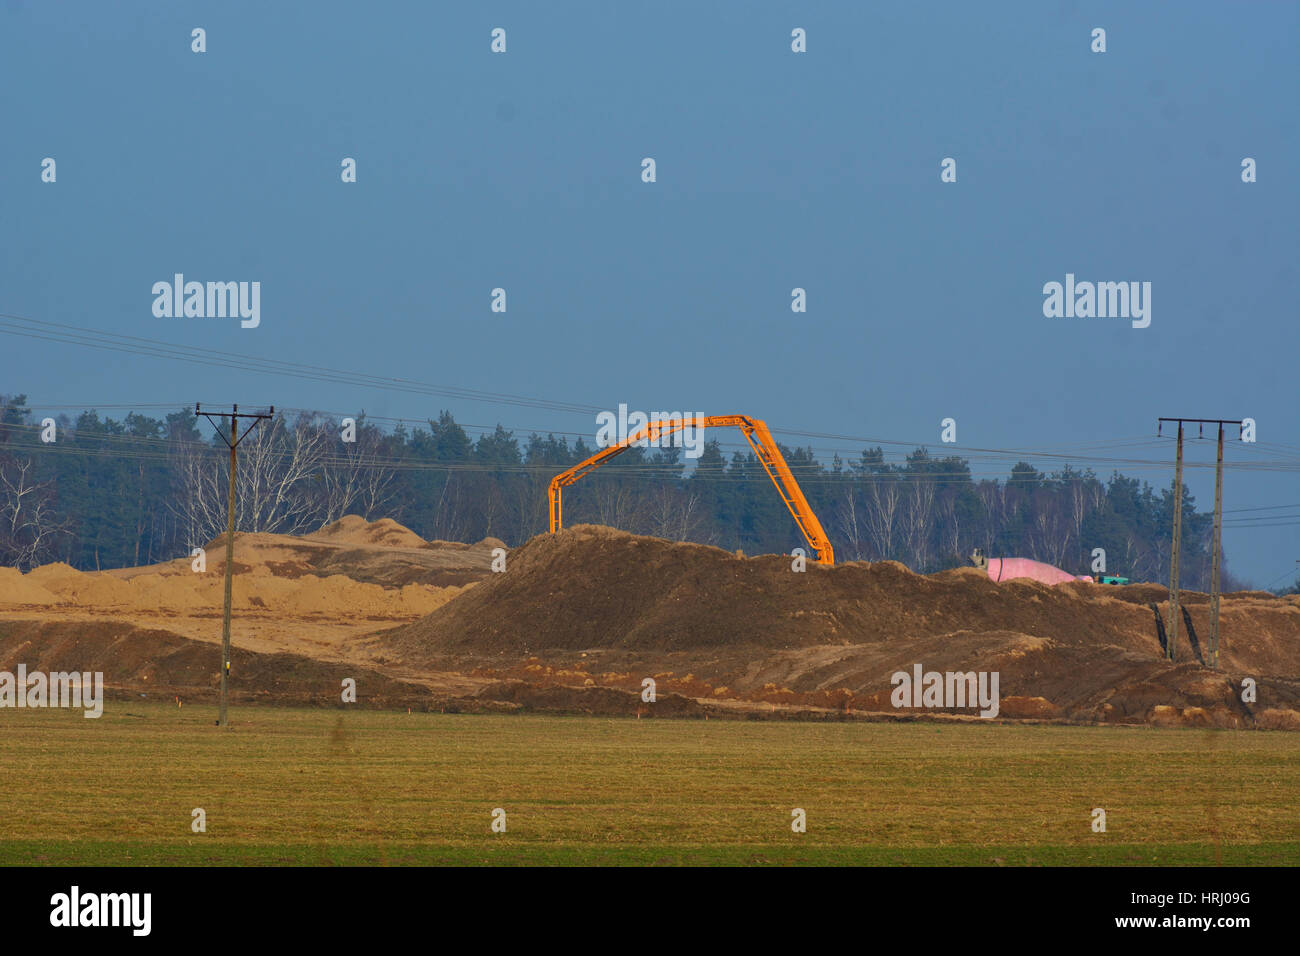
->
548, 415, 835, 566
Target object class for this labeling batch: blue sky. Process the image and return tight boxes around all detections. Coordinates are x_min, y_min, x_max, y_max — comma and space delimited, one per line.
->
1, 1, 1296, 584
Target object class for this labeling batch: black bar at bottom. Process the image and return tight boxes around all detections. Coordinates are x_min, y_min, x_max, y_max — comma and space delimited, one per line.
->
0, 865, 1275, 943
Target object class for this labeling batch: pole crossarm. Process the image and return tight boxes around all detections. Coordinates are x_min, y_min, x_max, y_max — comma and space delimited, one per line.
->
196, 402, 275, 447
1158, 417, 1245, 438
1157, 418, 1246, 424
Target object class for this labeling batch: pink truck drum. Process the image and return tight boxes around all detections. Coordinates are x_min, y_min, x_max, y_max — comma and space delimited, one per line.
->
985, 556, 1093, 585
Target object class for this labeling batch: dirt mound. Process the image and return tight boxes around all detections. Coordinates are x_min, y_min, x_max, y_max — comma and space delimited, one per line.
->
2, 561, 467, 618
193, 521, 494, 588
306, 515, 428, 549
8, 520, 1297, 727
380, 525, 1300, 728
0, 567, 63, 605
385, 525, 1162, 656
1, 520, 490, 671
388, 526, 1299, 668
0, 619, 434, 708
24, 562, 85, 586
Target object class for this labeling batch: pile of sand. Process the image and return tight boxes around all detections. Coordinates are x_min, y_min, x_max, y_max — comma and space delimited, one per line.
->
190, 519, 497, 587
1, 563, 467, 618
1, 516, 486, 618
24, 562, 85, 587
0, 567, 63, 605
306, 515, 428, 550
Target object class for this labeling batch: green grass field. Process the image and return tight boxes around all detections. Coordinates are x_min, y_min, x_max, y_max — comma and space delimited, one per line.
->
2, 703, 1296, 865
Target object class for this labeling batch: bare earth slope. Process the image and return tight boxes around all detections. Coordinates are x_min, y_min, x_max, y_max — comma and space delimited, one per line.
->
0, 619, 440, 709
4, 520, 1298, 727
381, 525, 1300, 727
0, 516, 496, 663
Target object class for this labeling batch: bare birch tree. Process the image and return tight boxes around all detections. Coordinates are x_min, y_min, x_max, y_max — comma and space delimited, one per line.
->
0, 456, 67, 570
865, 477, 902, 561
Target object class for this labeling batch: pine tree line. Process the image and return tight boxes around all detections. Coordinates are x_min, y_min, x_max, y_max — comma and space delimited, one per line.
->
0, 395, 1238, 589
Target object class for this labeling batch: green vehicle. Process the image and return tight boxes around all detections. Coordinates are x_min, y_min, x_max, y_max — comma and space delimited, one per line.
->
1096, 574, 1130, 585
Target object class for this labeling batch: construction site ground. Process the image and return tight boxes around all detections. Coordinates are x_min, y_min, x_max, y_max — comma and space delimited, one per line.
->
2, 517, 1298, 729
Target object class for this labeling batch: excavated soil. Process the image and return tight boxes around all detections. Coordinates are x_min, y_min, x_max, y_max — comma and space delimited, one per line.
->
0, 517, 497, 655
380, 525, 1300, 727
0, 619, 445, 709
0, 517, 499, 690
5, 519, 1299, 726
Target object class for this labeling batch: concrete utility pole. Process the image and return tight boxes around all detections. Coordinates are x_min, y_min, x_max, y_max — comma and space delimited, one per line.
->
1158, 418, 1242, 669
197, 403, 274, 728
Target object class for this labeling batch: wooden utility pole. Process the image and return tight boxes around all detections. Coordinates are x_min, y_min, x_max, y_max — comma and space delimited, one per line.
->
197, 403, 274, 728
1208, 423, 1225, 669
1158, 418, 1242, 669
1168, 422, 1184, 661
